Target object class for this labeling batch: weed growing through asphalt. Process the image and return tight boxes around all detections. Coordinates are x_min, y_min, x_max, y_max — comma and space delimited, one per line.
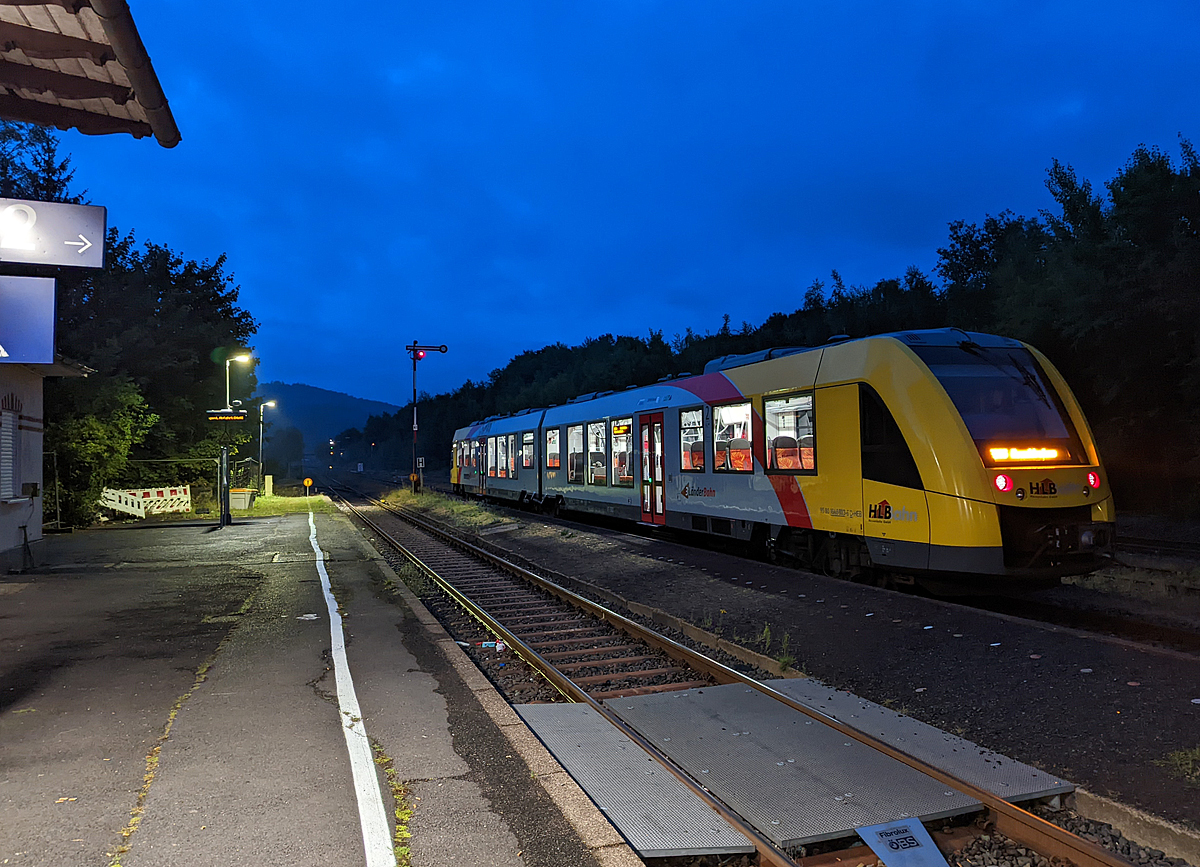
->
758, 623, 772, 654
1156, 745, 1200, 785
372, 740, 414, 865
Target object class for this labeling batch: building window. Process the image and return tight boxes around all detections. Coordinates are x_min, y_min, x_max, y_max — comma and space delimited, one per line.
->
0, 410, 17, 499
680, 407, 704, 471
566, 424, 584, 483
611, 418, 634, 487
764, 392, 815, 472
713, 402, 753, 473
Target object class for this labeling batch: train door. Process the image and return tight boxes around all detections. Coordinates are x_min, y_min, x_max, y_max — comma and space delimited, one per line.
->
639, 412, 665, 524
475, 439, 486, 496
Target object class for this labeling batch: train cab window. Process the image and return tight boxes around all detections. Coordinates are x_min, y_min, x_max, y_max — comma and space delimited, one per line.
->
764, 392, 815, 473
487, 437, 497, 478
587, 421, 608, 485
546, 428, 561, 469
522, 432, 535, 469
679, 408, 704, 472
611, 418, 634, 487
496, 435, 508, 479
713, 402, 753, 473
859, 384, 923, 489
567, 424, 585, 483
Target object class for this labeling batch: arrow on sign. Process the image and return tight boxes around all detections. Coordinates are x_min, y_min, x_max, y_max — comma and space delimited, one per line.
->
64, 234, 92, 254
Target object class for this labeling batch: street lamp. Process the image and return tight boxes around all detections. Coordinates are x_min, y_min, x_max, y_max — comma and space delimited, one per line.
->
258, 400, 276, 491
225, 353, 251, 409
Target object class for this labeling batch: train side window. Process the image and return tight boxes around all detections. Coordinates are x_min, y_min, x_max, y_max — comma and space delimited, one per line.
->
859, 383, 923, 489
546, 428, 560, 469
611, 418, 634, 487
713, 402, 753, 473
587, 421, 608, 485
508, 433, 517, 479
764, 392, 815, 473
487, 437, 497, 478
496, 435, 508, 479
679, 407, 704, 472
567, 424, 585, 483
522, 432, 535, 469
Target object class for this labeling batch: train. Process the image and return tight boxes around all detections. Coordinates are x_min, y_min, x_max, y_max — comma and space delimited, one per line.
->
450, 329, 1115, 591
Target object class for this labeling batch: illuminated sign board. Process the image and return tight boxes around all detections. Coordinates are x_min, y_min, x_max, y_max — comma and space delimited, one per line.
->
206, 409, 248, 422
0, 197, 106, 269
0, 276, 55, 363
989, 447, 1060, 462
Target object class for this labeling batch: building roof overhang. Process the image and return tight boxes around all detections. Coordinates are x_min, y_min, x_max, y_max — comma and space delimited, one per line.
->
0, 0, 179, 147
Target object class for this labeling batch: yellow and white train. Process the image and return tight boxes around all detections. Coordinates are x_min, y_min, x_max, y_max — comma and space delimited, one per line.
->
451, 329, 1114, 590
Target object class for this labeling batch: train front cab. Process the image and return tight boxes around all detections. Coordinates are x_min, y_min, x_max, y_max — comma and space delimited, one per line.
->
821, 333, 1114, 589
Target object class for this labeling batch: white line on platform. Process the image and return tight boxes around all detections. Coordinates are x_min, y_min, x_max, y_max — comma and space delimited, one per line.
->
308, 511, 395, 867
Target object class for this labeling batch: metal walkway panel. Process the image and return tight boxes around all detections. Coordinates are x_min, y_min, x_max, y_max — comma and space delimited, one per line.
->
606, 685, 981, 849
766, 678, 1074, 802
516, 703, 755, 858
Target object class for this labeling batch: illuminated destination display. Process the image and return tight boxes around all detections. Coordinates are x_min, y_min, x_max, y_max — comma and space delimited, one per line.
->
989, 447, 1060, 461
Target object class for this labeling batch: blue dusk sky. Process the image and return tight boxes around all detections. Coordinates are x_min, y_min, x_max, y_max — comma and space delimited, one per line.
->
62, 1, 1200, 405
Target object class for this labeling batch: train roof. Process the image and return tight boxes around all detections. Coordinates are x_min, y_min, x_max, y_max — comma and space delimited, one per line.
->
701, 328, 1022, 373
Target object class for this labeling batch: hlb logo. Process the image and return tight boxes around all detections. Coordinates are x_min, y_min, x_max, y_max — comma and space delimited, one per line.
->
869, 500, 920, 522
1030, 479, 1057, 496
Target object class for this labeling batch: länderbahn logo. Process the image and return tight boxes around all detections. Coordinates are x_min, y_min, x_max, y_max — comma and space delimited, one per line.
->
680, 483, 716, 499
868, 500, 919, 522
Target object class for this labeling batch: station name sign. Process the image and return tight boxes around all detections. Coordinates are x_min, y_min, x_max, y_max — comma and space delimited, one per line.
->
0, 197, 106, 269
206, 409, 248, 422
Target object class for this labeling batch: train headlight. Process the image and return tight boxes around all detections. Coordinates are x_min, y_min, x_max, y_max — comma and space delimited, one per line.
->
1087, 471, 1101, 489
994, 474, 1014, 493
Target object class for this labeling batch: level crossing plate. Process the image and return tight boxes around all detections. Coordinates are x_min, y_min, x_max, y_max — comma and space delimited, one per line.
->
515, 703, 754, 858
605, 684, 982, 849
764, 678, 1073, 802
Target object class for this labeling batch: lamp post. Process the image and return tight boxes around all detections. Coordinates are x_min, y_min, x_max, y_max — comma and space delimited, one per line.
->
225, 353, 251, 409
258, 400, 276, 491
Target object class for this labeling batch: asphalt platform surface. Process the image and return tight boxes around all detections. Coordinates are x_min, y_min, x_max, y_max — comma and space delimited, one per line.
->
0, 510, 637, 867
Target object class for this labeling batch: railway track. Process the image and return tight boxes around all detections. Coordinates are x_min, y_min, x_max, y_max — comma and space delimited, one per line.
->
327, 481, 1136, 867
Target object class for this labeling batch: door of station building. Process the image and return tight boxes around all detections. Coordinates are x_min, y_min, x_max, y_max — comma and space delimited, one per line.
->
639, 413, 665, 524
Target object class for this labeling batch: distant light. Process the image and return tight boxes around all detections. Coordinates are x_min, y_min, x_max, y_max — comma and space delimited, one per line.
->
989, 447, 1059, 462
1087, 471, 1101, 489
994, 474, 1014, 493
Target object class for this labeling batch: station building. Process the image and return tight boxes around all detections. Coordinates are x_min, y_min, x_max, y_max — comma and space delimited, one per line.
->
0, 2, 179, 570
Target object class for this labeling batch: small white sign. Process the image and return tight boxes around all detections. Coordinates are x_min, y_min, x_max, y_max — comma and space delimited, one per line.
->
417, 457, 425, 468
857, 819, 948, 867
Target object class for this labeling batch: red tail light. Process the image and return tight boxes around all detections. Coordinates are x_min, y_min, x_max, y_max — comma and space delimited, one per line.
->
995, 474, 1013, 493
1087, 471, 1101, 489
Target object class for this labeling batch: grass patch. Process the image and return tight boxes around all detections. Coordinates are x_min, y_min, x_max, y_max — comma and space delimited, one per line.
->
234, 493, 337, 516
380, 488, 514, 533
1156, 745, 1200, 785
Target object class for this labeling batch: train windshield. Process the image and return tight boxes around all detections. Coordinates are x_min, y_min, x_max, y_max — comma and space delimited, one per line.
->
911, 343, 1086, 465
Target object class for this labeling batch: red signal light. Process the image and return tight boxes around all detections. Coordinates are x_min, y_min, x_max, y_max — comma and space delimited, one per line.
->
1087, 471, 1101, 489
415, 349, 426, 360
994, 474, 1014, 493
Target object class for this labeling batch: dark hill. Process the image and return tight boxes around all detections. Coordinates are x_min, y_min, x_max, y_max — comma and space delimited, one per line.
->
254, 381, 402, 454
